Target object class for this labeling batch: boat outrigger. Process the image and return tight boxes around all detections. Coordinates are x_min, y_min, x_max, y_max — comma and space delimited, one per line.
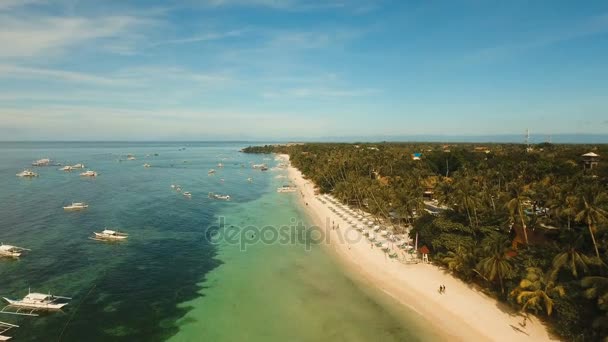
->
91, 229, 128, 242
209, 192, 230, 201
0, 321, 18, 341
63, 202, 88, 211
0, 244, 30, 258
1, 290, 71, 316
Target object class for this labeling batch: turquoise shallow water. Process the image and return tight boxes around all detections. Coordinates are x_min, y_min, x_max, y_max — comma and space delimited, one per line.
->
0, 142, 438, 341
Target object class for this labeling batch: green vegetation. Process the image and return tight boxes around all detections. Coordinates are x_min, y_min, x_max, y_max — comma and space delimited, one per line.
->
245, 142, 608, 341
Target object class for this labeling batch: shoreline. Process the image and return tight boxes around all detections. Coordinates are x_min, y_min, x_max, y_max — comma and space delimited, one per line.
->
281, 154, 557, 342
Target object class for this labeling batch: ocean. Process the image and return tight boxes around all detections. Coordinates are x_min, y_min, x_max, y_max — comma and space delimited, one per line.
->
0, 142, 436, 341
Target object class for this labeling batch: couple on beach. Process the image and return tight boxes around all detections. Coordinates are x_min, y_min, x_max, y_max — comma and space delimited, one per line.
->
439, 285, 446, 294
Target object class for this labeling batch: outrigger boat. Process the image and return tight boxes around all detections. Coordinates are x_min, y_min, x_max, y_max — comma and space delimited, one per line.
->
0, 321, 18, 341
208, 169, 216, 175
32, 158, 51, 166
183, 191, 192, 198
208, 192, 230, 201
16, 169, 38, 177
0, 244, 30, 258
277, 185, 297, 193
63, 202, 88, 211
1, 290, 71, 316
79, 170, 98, 177
91, 229, 128, 241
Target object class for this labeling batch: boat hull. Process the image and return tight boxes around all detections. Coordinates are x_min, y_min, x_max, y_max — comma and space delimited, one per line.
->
2, 298, 68, 310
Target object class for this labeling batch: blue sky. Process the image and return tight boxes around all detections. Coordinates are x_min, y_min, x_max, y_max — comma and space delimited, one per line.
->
0, 0, 607, 140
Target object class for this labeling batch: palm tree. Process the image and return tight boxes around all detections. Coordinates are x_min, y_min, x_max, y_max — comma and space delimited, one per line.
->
550, 233, 597, 279
476, 235, 514, 295
575, 186, 608, 259
511, 267, 565, 316
443, 245, 475, 279
505, 182, 529, 246
581, 276, 608, 332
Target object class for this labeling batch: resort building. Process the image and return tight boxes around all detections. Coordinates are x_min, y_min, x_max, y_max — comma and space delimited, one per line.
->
582, 152, 600, 170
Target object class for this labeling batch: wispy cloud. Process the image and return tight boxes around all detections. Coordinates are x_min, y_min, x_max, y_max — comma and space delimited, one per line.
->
0, 14, 158, 59
149, 29, 245, 47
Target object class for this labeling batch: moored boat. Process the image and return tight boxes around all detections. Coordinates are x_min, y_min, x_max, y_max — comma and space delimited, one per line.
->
79, 170, 98, 177
277, 185, 297, 193
0, 244, 30, 258
2, 291, 71, 311
16, 170, 38, 177
32, 158, 51, 166
92, 229, 128, 241
0, 321, 18, 340
208, 192, 230, 201
63, 202, 88, 211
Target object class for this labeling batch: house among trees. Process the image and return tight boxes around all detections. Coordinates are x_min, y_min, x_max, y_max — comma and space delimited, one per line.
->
411, 152, 422, 160
582, 152, 600, 170
473, 146, 491, 154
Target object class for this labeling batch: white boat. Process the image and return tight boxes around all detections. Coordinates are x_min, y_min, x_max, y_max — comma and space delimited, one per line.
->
16, 169, 38, 177
127, 154, 136, 161
32, 158, 51, 166
183, 191, 192, 198
143, 163, 151, 168
217, 163, 224, 168
252, 163, 267, 169
209, 192, 230, 201
171, 184, 177, 189
2, 291, 71, 312
247, 177, 253, 182
92, 229, 128, 241
0, 321, 18, 341
59, 165, 73, 171
208, 169, 216, 175
0, 244, 30, 258
277, 185, 297, 193
63, 202, 88, 211
71, 163, 85, 169
79, 170, 98, 177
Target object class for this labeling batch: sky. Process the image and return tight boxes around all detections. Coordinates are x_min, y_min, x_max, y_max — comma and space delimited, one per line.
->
0, 0, 607, 141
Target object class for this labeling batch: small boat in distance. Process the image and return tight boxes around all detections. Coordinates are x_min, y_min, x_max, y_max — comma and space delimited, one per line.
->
127, 154, 136, 160
252, 163, 267, 169
217, 162, 224, 168
0, 321, 18, 340
80, 170, 98, 177
63, 202, 89, 211
209, 192, 230, 201
91, 229, 128, 241
2, 290, 71, 312
183, 191, 192, 198
0, 244, 30, 258
260, 166, 269, 171
143, 163, 151, 168
16, 170, 38, 177
72, 163, 85, 169
208, 169, 216, 175
59, 165, 73, 171
277, 185, 297, 193
171, 184, 177, 189
32, 158, 51, 166
247, 177, 253, 182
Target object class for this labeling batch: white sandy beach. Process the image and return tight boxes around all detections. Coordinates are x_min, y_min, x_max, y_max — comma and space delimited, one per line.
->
280, 154, 557, 342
